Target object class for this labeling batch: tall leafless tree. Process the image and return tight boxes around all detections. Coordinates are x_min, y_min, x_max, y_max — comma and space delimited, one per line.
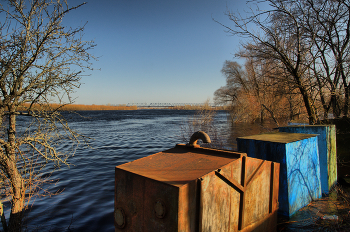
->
0, 0, 95, 231
300, 0, 350, 118
217, 0, 350, 123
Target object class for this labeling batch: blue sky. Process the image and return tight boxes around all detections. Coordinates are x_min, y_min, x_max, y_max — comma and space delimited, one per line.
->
65, 0, 252, 105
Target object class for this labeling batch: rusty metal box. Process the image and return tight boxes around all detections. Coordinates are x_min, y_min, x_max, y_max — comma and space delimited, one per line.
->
115, 144, 280, 231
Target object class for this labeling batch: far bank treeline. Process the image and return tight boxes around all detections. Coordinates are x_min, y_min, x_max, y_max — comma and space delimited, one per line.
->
17, 103, 227, 111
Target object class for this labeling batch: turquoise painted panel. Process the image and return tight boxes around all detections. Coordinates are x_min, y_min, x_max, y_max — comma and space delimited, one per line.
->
237, 133, 322, 217
285, 137, 321, 215
279, 125, 337, 194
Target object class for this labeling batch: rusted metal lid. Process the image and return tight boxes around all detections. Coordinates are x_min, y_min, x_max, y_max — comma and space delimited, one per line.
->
116, 144, 245, 187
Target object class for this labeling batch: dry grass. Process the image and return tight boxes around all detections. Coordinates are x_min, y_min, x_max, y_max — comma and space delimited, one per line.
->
179, 101, 227, 149
18, 103, 137, 111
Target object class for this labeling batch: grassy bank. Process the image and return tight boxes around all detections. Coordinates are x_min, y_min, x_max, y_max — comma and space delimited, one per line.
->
53, 104, 138, 111
18, 103, 138, 111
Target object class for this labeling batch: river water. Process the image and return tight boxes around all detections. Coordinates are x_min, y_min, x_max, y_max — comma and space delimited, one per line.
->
5, 109, 277, 231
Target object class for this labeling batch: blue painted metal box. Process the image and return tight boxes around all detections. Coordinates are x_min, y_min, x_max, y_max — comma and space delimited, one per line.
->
279, 125, 337, 194
237, 132, 322, 217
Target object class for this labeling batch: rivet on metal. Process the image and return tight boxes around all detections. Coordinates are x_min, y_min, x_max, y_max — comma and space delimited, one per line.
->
115, 207, 126, 228
154, 200, 166, 218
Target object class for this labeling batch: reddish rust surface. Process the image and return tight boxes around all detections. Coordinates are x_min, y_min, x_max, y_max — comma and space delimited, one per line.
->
117, 144, 243, 187
115, 144, 280, 232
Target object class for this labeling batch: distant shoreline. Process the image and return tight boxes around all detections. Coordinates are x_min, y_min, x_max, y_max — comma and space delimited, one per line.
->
18, 103, 227, 111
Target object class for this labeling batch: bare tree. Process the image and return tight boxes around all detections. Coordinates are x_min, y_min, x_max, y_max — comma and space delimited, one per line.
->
216, 0, 318, 123
301, 0, 350, 118
214, 59, 305, 124
214, 61, 243, 105
0, 0, 95, 231
217, 0, 350, 123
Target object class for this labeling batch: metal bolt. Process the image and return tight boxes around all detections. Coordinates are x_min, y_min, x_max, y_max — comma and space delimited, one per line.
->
154, 200, 166, 218
115, 207, 126, 228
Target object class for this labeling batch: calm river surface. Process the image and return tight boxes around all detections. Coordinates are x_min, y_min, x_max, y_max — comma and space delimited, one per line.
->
8, 109, 276, 231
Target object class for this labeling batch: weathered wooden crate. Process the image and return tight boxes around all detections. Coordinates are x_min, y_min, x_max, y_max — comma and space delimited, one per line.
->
279, 125, 337, 194
115, 144, 280, 231
237, 132, 322, 217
